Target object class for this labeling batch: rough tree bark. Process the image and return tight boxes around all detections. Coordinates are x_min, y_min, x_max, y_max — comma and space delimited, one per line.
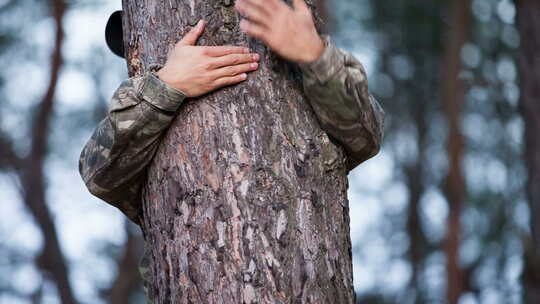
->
516, 1, 540, 303
440, 0, 471, 303
122, 0, 355, 303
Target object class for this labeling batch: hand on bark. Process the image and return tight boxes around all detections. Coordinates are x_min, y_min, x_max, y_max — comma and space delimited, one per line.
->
235, 0, 324, 64
156, 20, 260, 98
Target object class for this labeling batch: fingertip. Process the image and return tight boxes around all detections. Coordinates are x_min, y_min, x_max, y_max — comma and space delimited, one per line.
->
239, 19, 249, 31
292, 0, 308, 11
197, 20, 205, 31
241, 73, 247, 80
240, 22, 253, 36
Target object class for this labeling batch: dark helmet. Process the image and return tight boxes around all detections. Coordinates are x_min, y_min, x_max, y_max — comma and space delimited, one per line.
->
105, 10, 125, 58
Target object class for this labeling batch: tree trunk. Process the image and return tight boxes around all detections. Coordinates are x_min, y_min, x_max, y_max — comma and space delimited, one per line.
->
516, 2, 540, 303
404, 104, 428, 304
440, 0, 471, 303
121, 0, 355, 303
24, 0, 77, 303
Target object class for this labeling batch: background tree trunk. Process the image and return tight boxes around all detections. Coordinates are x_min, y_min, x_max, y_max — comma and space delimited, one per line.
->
122, 0, 355, 303
104, 221, 144, 303
0, 0, 78, 303
516, 1, 540, 303
440, 0, 471, 303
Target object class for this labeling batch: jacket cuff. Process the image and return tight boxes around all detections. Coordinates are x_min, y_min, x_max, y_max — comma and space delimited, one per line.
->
139, 71, 186, 113
298, 36, 344, 85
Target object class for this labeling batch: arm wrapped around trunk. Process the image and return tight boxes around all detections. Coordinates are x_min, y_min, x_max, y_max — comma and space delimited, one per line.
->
79, 71, 185, 224
300, 37, 385, 172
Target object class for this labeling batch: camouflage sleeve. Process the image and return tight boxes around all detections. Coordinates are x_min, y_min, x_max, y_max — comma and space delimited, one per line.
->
78, 70, 186, 224
299, 36, 385, 172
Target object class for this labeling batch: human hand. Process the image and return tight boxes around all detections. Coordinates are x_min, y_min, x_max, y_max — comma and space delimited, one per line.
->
235, 0, 324, 64
156, 20, 260, 98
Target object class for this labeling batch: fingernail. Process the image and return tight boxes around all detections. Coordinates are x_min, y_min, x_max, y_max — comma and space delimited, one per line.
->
252, 54, 260, 60
241, 73, 247, 79
251, 63, 258, 68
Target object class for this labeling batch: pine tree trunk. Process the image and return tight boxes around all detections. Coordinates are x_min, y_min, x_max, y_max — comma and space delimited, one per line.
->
517, 2, 540, 303
440, 0, 471, 303
121, 1, 355, 303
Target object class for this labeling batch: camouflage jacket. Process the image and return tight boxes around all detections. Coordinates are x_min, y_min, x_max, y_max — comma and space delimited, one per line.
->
78, 38, 385, 225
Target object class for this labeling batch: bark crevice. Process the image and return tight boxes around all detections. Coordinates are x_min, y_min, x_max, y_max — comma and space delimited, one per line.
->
123, 0, 355, 303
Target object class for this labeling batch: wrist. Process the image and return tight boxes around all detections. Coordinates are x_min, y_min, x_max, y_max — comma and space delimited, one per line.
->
141, 71, 187, 113
155, 68, 173, 87
155, 68, 191, 97
298, 36, 344, 85
300, 35, 325, 64
151, 68, 189, 99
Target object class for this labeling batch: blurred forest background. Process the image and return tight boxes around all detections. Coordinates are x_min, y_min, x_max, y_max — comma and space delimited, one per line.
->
0, 0, 537, 303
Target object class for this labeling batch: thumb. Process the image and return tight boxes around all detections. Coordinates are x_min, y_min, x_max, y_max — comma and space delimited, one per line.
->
292, 0, 309, 12
178, 19, 205, 46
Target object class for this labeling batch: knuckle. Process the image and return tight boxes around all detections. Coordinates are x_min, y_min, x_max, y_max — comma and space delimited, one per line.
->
234, 66, 243, 75
217, 47, 227, 55
254, 31, 265, 39
242, 63, 252, 71
203, 62, 213, 70
214, 79, 225, 88
225, 66, 236, 76
201, 47, 210, 55
204, 75, 215, 83
203, 82, 214, 92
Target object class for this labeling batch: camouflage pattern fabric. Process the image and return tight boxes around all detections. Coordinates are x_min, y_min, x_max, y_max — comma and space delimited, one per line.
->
139, 242, 154, 303
299, 36, 385, 170
78, 66, 186, 224
78, 38, 385, 303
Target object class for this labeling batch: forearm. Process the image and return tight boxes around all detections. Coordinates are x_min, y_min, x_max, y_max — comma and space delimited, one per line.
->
79, 71, 185, 223
299, 37, 385, 171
